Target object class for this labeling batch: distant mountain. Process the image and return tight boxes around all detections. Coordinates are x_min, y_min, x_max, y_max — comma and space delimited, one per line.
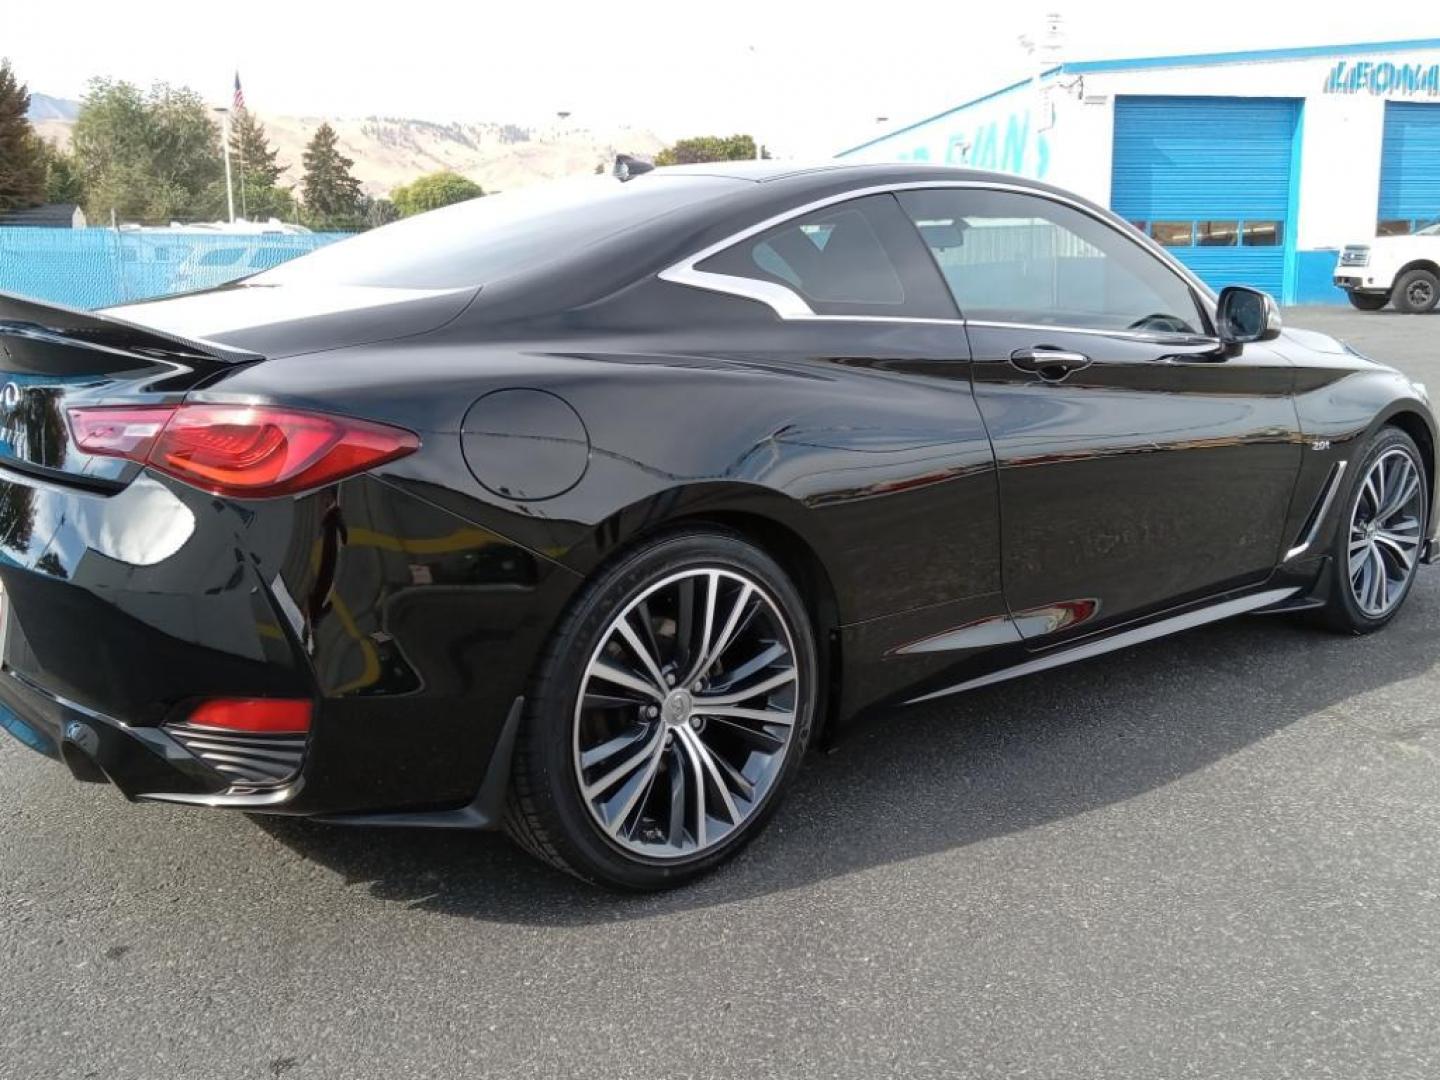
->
27, 95, 667, 197
26, 93, 79, 121
259, 114, 666, 196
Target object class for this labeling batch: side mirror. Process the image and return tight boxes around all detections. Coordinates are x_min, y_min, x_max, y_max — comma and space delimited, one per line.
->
1215, 286, 1282, 351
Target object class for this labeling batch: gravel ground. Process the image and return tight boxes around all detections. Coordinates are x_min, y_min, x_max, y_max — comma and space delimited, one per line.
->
2, 307, 1437, 1080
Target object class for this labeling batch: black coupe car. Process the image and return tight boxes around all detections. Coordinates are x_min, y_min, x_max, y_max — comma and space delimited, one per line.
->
0, 162, 1433, 889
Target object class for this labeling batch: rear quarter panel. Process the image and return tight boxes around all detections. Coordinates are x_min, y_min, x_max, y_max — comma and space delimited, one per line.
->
207, 311, 1008, 723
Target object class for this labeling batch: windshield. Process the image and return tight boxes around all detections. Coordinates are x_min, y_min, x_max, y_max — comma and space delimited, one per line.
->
249, 175, 743, 290
1417, 220, 1440, 237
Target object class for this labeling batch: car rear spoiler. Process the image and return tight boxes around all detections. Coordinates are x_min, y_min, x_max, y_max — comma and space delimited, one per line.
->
0, 290, 262, 365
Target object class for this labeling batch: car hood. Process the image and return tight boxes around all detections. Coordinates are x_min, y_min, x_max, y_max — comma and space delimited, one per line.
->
1279, 326, 1350, 355
103, 282, 479, 358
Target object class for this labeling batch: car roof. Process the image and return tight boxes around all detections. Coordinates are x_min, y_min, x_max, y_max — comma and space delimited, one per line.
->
647, 160, 1047, 189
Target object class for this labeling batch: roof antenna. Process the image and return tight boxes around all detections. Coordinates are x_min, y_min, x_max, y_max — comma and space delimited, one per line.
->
614, 154, 655, 181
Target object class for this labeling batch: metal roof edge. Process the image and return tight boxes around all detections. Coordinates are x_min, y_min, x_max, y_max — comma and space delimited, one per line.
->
1063, 37, 1440, 75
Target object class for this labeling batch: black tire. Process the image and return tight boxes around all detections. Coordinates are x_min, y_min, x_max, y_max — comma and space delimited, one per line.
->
1318, 426, 1428, 634
1347, 291, 1389, 312
504, 528, 818, 890
1392, 268, 1440, 314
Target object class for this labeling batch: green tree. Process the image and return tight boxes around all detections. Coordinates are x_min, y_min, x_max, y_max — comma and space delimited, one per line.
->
653, 134, 765, 166
358, 195, 399, 229
231, 108, 285, 187
0, 59, 46, 212
226, 107, 295, 221
390, 171, 483, 217
38, 140, 85, 204
71, 78, 224, 223
301, 122, 363, 229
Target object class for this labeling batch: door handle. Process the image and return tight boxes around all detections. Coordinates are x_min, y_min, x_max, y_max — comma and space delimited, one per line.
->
1009, 348, 1093, 381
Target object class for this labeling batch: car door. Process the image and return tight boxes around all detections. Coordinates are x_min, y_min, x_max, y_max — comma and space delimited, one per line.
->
671, 190, 1020, 698
896, 186, 1302, 642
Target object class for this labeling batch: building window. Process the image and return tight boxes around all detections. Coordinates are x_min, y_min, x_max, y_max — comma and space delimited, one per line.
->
1196, 221, 1239, 247
1150, 222, 1193, 247
1241, 221, 1284, 247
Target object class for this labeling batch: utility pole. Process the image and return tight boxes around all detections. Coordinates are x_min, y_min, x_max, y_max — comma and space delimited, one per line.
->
214, 106, 236, 223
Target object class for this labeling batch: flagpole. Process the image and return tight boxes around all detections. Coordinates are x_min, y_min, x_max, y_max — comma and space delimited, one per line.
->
215, 106, 236, 223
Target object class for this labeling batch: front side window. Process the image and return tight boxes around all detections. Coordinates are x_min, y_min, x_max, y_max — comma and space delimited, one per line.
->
697, 194, 953, 316
897, 188, 1206, 335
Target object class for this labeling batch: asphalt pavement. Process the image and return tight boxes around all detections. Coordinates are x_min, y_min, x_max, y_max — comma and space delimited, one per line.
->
3, 307, 1439, 1080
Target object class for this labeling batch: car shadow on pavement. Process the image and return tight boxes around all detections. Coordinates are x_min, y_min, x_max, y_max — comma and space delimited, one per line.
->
255, 578, 1440, 924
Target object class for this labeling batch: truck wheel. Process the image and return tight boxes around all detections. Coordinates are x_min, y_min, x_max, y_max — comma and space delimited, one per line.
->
1347, 292, 1389, 311
1393, 268, 1439, 314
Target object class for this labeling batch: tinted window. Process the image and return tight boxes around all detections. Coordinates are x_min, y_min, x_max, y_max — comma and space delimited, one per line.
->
1150, 222, 1194, 248
897, 189, 1205, 334
251, 175, 743, 290
697, 194, 954, 316
1196, 221, 1238, 247
1241, 221, 1284, 247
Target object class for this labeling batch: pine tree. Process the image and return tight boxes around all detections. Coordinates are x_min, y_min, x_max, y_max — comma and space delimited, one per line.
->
0, 60, 46, 212
232, 107, 285, 188
301, 122, 363, 229
229, 107, 292, 220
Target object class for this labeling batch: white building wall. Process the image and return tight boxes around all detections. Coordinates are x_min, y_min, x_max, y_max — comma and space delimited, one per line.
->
840, 44, 1440, 260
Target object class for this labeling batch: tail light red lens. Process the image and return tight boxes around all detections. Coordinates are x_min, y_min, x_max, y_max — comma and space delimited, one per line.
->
186, 698, 312, 734
68, 404, 419, 498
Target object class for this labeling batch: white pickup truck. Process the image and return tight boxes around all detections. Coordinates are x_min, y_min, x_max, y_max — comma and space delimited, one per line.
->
1333, 223, 1440, 313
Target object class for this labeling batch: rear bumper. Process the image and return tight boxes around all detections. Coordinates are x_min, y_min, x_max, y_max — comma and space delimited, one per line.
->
0, 664, 225, 798
0, 464, 580, 824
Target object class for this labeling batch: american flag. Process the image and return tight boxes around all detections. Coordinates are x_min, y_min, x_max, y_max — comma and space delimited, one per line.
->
232, 72, 245, 111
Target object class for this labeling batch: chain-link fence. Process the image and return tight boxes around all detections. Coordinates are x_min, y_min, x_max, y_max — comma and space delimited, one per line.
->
0, 228, 351, 310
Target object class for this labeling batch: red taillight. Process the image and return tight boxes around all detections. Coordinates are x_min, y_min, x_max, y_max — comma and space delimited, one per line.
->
68, 404, 419, 497
186, 698, 312, 734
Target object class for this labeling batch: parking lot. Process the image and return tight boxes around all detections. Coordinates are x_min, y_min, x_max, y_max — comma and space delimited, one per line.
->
3, 308, 1438, 1080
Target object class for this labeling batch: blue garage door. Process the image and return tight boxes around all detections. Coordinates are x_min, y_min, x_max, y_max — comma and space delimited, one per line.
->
1111, 96, 1299, 299
1378, 102, 1440, 234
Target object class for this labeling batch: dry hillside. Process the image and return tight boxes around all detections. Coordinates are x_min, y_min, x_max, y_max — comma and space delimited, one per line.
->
33, 111, 666, 197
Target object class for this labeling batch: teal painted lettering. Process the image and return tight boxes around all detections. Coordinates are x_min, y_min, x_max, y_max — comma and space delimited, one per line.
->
1001, 111, 1030, 174
972, 122, 997, 169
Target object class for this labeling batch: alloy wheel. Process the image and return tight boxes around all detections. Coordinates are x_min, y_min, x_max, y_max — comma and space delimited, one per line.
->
572, 567, 801, 860
1408, 279, 1435, 309
1348, 447, 1425, 617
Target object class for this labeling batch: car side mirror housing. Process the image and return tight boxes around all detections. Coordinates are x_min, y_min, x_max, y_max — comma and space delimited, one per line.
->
1215, 286, 1282, 353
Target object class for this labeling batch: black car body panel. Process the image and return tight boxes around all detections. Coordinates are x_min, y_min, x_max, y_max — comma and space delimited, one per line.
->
1, 162, 1435, 824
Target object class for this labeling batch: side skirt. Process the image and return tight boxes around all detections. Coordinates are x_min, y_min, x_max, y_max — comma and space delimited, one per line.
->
906, 586, 1301, 705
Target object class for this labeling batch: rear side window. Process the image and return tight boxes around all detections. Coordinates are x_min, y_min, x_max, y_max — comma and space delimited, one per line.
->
251, 175, 744, 290
697, 194, 955, 317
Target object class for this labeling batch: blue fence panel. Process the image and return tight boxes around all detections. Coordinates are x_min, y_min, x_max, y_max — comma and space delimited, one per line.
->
0, 228, 351, 310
